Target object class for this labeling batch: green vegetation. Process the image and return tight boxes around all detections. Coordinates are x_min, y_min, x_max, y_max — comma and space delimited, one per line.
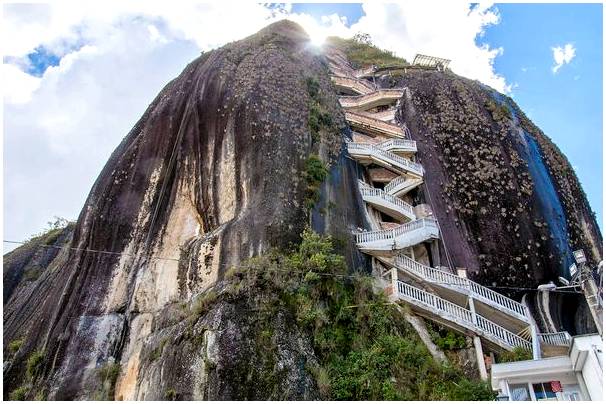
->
193, 290, 218, 318
7, 349, 48, 401
165, 389, 177, 400
26, 349, 45, 380
327, 34, 408, 69
9, 386, 29, 401
306, 76, 319, 99
306, 76, 339, 143
221, 229, 495, 400
485, 99, 512, 122
8, 338, 24, 355
26, 216, 73, 243
429, 326, 468, 351
150, 338, 169, 362
34, 390, 46, 401
498, 347, 533, 363
303, 155, 329, 208
96, 362, 121, 400
22, 265, 44, 282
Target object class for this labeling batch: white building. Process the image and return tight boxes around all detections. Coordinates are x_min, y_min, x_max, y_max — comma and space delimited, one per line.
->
491, 334, 603, 401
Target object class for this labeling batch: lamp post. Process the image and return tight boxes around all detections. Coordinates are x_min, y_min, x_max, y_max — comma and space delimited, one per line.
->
573, 249, 603, 336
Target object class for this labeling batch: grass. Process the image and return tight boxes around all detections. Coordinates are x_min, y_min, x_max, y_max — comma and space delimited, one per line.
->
192, 290, 218, 318
8, 338, 24, 355
26, 350, 45, 380
9, 386, 29, 401
327, 36, 408, 69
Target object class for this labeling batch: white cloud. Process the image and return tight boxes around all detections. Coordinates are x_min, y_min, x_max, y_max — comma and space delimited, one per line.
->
551, 43, 576, 73
2, 2, 511, 246
2, 64, 41, 104
347, 2, 510, 93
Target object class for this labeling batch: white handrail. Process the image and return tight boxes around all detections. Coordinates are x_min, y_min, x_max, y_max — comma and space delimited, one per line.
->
397, 281, 532, 351
394, 255, 529, 320
340, 89, 404, 109
377, 139, 417, 152
355, 218, 438, 244
538, 331, 572, 346
365, 109, 396, 122
345, 111, 405, 138
358, 181, 416, 219
331, 75, 376, 94
384, 176, 421, 195
347, 142, 424, 176
354, 65, 376, 78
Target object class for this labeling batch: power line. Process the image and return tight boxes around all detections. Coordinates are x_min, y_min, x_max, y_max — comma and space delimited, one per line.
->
3, 240, 180, 262
4, 239, 578, 293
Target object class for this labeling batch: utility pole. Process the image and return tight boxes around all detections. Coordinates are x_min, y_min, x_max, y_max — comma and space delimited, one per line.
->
573, 249, 603, 336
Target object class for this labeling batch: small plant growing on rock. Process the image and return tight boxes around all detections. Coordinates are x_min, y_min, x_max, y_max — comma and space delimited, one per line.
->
8, 338, 24, 355
193, 290, 218, 318
9, 386, 29, 401
303, 155, 328, 208
165, 388, 177, 401
97, 362, 121, 400
26, 349, 45, 380
498, 347, 532, 363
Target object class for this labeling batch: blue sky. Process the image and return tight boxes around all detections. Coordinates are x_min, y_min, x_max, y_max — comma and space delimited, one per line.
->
482, 3, 603, 230
291, 3, 363, 25
3, 2, 603, 251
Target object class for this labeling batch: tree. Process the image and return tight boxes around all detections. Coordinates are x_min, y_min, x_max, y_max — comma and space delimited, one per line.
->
353, 32, 372, 45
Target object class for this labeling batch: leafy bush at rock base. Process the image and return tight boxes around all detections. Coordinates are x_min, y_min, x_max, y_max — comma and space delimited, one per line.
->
220, 229, 495, 400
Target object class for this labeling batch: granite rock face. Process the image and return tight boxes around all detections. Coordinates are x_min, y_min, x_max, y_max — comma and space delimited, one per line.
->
3, 21, 368, 400
390, 71, 601, 288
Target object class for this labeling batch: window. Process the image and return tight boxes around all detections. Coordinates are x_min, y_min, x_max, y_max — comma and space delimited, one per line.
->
562, 384, 582, 401
532, 382, 558, 401
509, 384, 531, 401
563, 391, 581, 401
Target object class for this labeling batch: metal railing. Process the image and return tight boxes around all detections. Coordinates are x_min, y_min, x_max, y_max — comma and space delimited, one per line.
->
331, 75, 375, 95
384, 175, 423, 195
377, 139, 417, 153
345, 111, 406, 138
358, 182, 416, 219
538, 331, 572, 346
347, 142, 424, 176
340, 89, 405, 109
394, 255, 529, 320
366, 109, 396, 122
397, 281, 533, 351
355, 218, 438, 244
354, 65, 376, 78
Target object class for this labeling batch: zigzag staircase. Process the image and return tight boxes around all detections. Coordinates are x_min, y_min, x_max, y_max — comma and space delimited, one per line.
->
329, 57, 569, 358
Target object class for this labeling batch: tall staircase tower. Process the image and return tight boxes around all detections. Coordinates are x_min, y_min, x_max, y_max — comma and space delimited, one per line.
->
326, 50, 572, 379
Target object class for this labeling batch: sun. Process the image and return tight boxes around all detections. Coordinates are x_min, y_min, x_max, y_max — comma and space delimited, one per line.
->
309, 31, 327, 47
298, 19, 327, 47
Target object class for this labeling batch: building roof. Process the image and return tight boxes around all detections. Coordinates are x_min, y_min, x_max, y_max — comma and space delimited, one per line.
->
412, 54, 451, 69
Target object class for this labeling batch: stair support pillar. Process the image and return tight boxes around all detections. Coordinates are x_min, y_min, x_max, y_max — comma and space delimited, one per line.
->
522, 296, 541, 360
430, 239, 440, 268
388, 268, 399, 302
468, 296, 488, 380
468, 295, 478, 325
473, 335, 488, 381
